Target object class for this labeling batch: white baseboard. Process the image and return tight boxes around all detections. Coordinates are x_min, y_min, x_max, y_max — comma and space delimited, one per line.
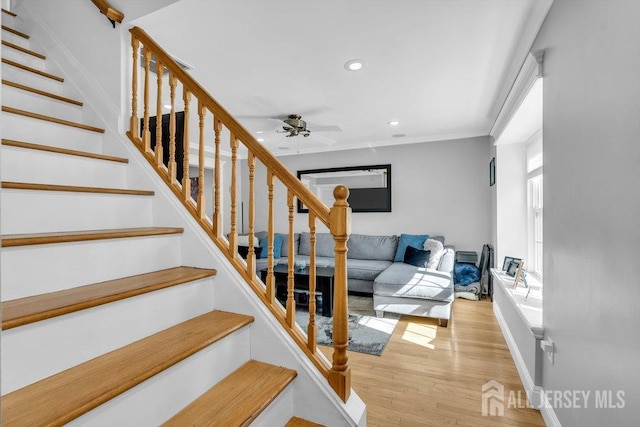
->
539, 389, 562, 427
493, 302, 561, 426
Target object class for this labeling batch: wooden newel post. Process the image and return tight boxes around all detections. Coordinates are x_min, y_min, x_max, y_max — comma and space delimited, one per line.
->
329, 185, 351, 402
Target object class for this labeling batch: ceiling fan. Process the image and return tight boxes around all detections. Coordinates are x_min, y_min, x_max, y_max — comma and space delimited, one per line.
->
246, 114, 342, 145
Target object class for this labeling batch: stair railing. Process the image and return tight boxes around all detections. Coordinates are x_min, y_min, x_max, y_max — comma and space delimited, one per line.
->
90, 0, 124, 28
125, 27, 351, 402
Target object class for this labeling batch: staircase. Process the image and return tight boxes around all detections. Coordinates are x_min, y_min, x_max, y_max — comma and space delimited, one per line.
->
0, 8, 332, 425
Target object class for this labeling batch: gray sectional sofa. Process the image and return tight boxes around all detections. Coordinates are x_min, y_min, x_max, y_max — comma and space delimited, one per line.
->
251, 231, 455, 326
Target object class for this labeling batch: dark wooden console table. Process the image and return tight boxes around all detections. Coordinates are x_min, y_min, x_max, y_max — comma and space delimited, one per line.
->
261, 264, 335, 317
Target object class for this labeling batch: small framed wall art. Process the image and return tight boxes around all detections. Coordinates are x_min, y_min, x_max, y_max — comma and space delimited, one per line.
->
489, 157, 496, 186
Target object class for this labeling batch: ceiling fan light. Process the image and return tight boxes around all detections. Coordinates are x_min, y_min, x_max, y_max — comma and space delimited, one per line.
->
344, 59, 363, 71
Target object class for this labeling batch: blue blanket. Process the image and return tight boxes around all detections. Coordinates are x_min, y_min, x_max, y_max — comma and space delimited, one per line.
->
454, 263, 480, 286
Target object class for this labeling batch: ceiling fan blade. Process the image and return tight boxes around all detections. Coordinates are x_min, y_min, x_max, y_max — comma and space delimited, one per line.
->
308, 124, 342, 132
309, 133, 336, 145
238, 118, 283, 133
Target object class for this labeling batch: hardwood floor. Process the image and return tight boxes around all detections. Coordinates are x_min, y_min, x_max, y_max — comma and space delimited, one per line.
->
320, 298, 545, 426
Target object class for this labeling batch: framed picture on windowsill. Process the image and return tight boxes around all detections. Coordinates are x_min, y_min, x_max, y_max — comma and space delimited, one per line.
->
506, 260, 520, 277
503, 256, 522, 271
513, 260, 525, 289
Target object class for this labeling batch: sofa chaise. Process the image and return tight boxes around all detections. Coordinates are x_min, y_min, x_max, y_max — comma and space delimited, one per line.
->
247, 231, 455, 326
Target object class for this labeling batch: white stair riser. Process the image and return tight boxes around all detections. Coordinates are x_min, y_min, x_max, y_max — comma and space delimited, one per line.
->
1, 146, 127, 187
67, 327, 252, 427
1, 278, 216, 394
1, 234, 183, 300
2, 31, 31, 48
1, 191, 152, 234
2, 113, 103, 152
1, 64, 65, 95
2, 84, 83, 122
251, 383, 294, 427
2, 47, 46, 69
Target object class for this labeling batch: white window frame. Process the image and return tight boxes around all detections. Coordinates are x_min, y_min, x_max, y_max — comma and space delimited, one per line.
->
527, 136, 543, 280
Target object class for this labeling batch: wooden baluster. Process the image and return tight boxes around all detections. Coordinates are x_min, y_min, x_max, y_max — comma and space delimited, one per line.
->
265, 170, 275, 303
130, 37, 139, 143
229, 133, 239, 256
213, 118, 222, 236
286, 190, 295, 327
168, 71, 177, 183
197, 100, 206, 217
329, 185, 351, 403
155, 61, 164, 168
308, 211, 317, 352
181, 88, 191, 201
246, 151, 256, 275
142, 47, 151, 153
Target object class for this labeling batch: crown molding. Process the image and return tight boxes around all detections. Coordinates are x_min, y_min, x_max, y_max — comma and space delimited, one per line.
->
488, 0, 552, 141
490, 50, 544, 143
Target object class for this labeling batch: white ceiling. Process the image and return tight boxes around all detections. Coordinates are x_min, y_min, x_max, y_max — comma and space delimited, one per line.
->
132, 0, 547, 156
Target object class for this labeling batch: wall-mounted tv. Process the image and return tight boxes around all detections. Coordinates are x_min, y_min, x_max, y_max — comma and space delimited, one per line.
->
297, 164, 392, 213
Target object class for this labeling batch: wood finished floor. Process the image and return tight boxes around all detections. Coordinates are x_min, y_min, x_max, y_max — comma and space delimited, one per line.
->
320, 298, 545, 426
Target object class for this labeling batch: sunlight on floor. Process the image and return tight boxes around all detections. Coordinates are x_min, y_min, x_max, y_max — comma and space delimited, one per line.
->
357, 316, 397, 334
401, 322, 438, 349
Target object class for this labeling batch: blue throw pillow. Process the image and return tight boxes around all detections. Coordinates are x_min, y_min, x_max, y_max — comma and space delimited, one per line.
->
258, 234, 283, 259
394, 233, 429, 262
403, 246, 431, 268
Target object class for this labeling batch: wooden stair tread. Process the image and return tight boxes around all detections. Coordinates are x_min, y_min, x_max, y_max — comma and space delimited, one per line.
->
2, 227, 184, 248
2, 139, 128, 163
2, 106, 104, 133
2, 181, 154, 196
1, 310, 254, 426
165, 360, 297, 426
3, 79, 83, 106
2, 40, 46, 59
286, 416, 325, 427
2, 266, 217, 330
1, 58, 64, 82
2, 25, 30, 39
2, 8, 17, 17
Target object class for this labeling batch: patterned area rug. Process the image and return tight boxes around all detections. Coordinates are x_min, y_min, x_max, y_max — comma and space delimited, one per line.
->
295, 295, 399, 356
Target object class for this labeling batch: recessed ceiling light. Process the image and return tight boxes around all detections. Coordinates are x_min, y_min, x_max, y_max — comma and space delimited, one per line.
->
257, 138, 265, 142
388, 120, 400, 126
256, 131, 264, 134
344, 59, 363, 71
163, 104, 172, 109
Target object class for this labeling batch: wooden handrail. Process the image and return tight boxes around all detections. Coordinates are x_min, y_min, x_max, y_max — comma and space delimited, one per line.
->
125, 27, 351, 402
90, 0, 124, 27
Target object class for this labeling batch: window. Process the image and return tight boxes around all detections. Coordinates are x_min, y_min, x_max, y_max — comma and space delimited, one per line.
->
527, 138, 543, 278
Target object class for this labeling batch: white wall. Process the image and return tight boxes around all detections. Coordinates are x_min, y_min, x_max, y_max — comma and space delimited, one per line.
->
532, 1, 640, 425
242, 136, 492, 253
